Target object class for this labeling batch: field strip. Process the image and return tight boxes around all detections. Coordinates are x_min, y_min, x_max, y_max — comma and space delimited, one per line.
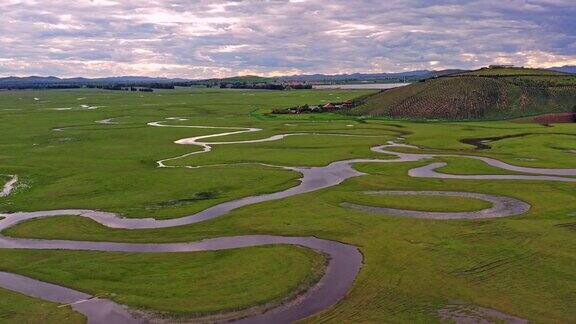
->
341, 191, 531, 219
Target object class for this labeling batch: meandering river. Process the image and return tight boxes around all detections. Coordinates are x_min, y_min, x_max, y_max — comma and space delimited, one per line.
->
0, 121, 574, 323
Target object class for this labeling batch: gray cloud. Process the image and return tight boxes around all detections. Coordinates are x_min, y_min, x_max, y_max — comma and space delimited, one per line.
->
0, 0, 574, 78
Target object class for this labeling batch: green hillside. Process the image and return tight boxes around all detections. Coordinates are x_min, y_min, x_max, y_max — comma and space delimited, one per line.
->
350, 67, 576, 120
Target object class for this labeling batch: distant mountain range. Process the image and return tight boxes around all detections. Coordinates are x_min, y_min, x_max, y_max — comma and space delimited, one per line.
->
0, 76, 190, 84
0, 69, 467, 86
547, 65, 576, 74
277, 69, 467, 82
0, 75, 194, 90
1, 67, 573, 90
278, 70, 431, 82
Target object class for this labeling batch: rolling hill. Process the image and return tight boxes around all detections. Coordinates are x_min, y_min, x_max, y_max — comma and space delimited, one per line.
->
349, 67, 576, 120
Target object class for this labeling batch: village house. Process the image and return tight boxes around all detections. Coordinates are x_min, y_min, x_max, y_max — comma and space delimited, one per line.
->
342, 100, 354, 108
273, 97, 365, 115
323, 103, 335, 110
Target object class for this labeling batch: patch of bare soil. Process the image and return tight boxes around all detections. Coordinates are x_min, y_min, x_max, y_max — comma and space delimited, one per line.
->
514, 112, 575, 124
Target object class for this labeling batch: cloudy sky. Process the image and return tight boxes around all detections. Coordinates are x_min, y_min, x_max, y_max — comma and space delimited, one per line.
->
1, 0, 575, 78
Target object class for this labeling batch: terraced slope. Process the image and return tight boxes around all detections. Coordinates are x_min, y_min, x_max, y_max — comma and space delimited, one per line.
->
350, 68, 576, 120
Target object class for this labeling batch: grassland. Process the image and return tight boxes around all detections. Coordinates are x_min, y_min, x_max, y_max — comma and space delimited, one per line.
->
0, 246, 324, 316
0, 87, 575, 323
350, 67, 576, 120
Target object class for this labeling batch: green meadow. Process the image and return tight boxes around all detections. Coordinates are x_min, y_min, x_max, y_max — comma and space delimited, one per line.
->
0, 88, 574, 323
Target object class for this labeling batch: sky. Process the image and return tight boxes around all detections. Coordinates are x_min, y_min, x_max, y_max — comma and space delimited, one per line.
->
1, 0, 575, 79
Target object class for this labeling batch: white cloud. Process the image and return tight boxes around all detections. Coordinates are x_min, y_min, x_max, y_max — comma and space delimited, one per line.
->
0, 0, 574, 78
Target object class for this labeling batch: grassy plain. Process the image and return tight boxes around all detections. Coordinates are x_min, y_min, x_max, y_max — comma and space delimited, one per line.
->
0, 246, 324, 316
0, 88, 575, 323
